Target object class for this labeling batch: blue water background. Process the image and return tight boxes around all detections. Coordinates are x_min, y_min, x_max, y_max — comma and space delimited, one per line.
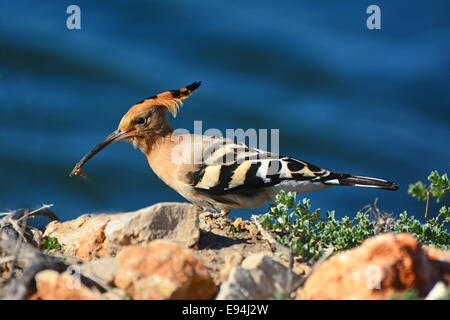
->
0, 1, 449, 226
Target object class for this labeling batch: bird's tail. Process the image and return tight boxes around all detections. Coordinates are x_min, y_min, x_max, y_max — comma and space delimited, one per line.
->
321, 172, 398, 191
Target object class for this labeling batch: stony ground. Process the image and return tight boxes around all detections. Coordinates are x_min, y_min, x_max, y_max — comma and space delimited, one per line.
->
0, 203, 449, 300
195, 213, 312, 285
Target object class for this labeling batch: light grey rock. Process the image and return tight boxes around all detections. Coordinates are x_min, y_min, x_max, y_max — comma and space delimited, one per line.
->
80, 257, 119, 286
44, 202, 200, 260
216, 253, 302, 300
103, 202, 200, 250
425, 281, 448, 300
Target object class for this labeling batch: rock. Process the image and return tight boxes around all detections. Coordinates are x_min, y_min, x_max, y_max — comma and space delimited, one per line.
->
193, 213, 274, 285
232, 218, 261, 238
216, 253, 302, 300
1, 239, 69, 300
44, 213, 109, 261
423, 246, 450, 283
32, 270, 103, 300
219, 252, 243, 282
199, 212, 232, 232
425, 281, 448, 300
424, 245, 450, 262
0, 218, 43, 250
80, 257, 119, 286
114, 241, 216, 300
240, 252, 268, 269
303, 233, 449, 300
44, 202, 200, 261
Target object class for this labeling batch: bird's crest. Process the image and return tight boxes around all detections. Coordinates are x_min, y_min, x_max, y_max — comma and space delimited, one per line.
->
133, 81, 201, 117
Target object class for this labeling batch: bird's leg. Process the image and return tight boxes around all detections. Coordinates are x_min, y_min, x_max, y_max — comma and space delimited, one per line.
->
192, 204, 204, 212
192, 204, 222, 218
204, 210, 224, 219
220, 209, 231, 217
201, 208, 232, 219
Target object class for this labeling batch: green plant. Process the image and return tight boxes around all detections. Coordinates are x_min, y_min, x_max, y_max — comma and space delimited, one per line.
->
259, 177, 450, 260
408, 170, 450, 220
388, 287, 450, 300
402, 170, 450, 249
388, 289, 421, 300
391, 210, 449, 249
228, 225, 240, 233
42, 236, 62, 252
258, 190, 376, 260
227, 224, 246, 238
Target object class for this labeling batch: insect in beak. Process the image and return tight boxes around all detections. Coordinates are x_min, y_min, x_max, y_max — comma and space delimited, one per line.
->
69, 129, 131, 177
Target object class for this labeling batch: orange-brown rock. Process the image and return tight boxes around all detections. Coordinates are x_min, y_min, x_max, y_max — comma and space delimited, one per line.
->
44, 214, 109, 261
43, 202, 200, 261
32, 270, 102, 300
303, 233, 449, 300
114, 241, 217, 300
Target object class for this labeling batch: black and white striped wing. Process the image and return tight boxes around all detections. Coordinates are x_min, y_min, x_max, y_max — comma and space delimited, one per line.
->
185, 141, 330, 197
184, 137, 398, 201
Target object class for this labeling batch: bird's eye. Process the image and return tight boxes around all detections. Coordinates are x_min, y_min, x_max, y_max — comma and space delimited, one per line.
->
136, 117, 146, 125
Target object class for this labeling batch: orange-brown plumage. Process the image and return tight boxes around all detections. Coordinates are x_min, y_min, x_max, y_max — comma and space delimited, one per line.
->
69, 82, 201, 177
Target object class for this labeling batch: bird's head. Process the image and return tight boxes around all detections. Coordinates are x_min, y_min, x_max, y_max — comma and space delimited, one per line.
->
69, 81, 201, 176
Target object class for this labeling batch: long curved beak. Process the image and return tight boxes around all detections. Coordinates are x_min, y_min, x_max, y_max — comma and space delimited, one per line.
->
69, 129, 131, 177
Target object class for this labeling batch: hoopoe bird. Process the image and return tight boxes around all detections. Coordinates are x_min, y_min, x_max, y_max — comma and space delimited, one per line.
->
70, 82, 398, 216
